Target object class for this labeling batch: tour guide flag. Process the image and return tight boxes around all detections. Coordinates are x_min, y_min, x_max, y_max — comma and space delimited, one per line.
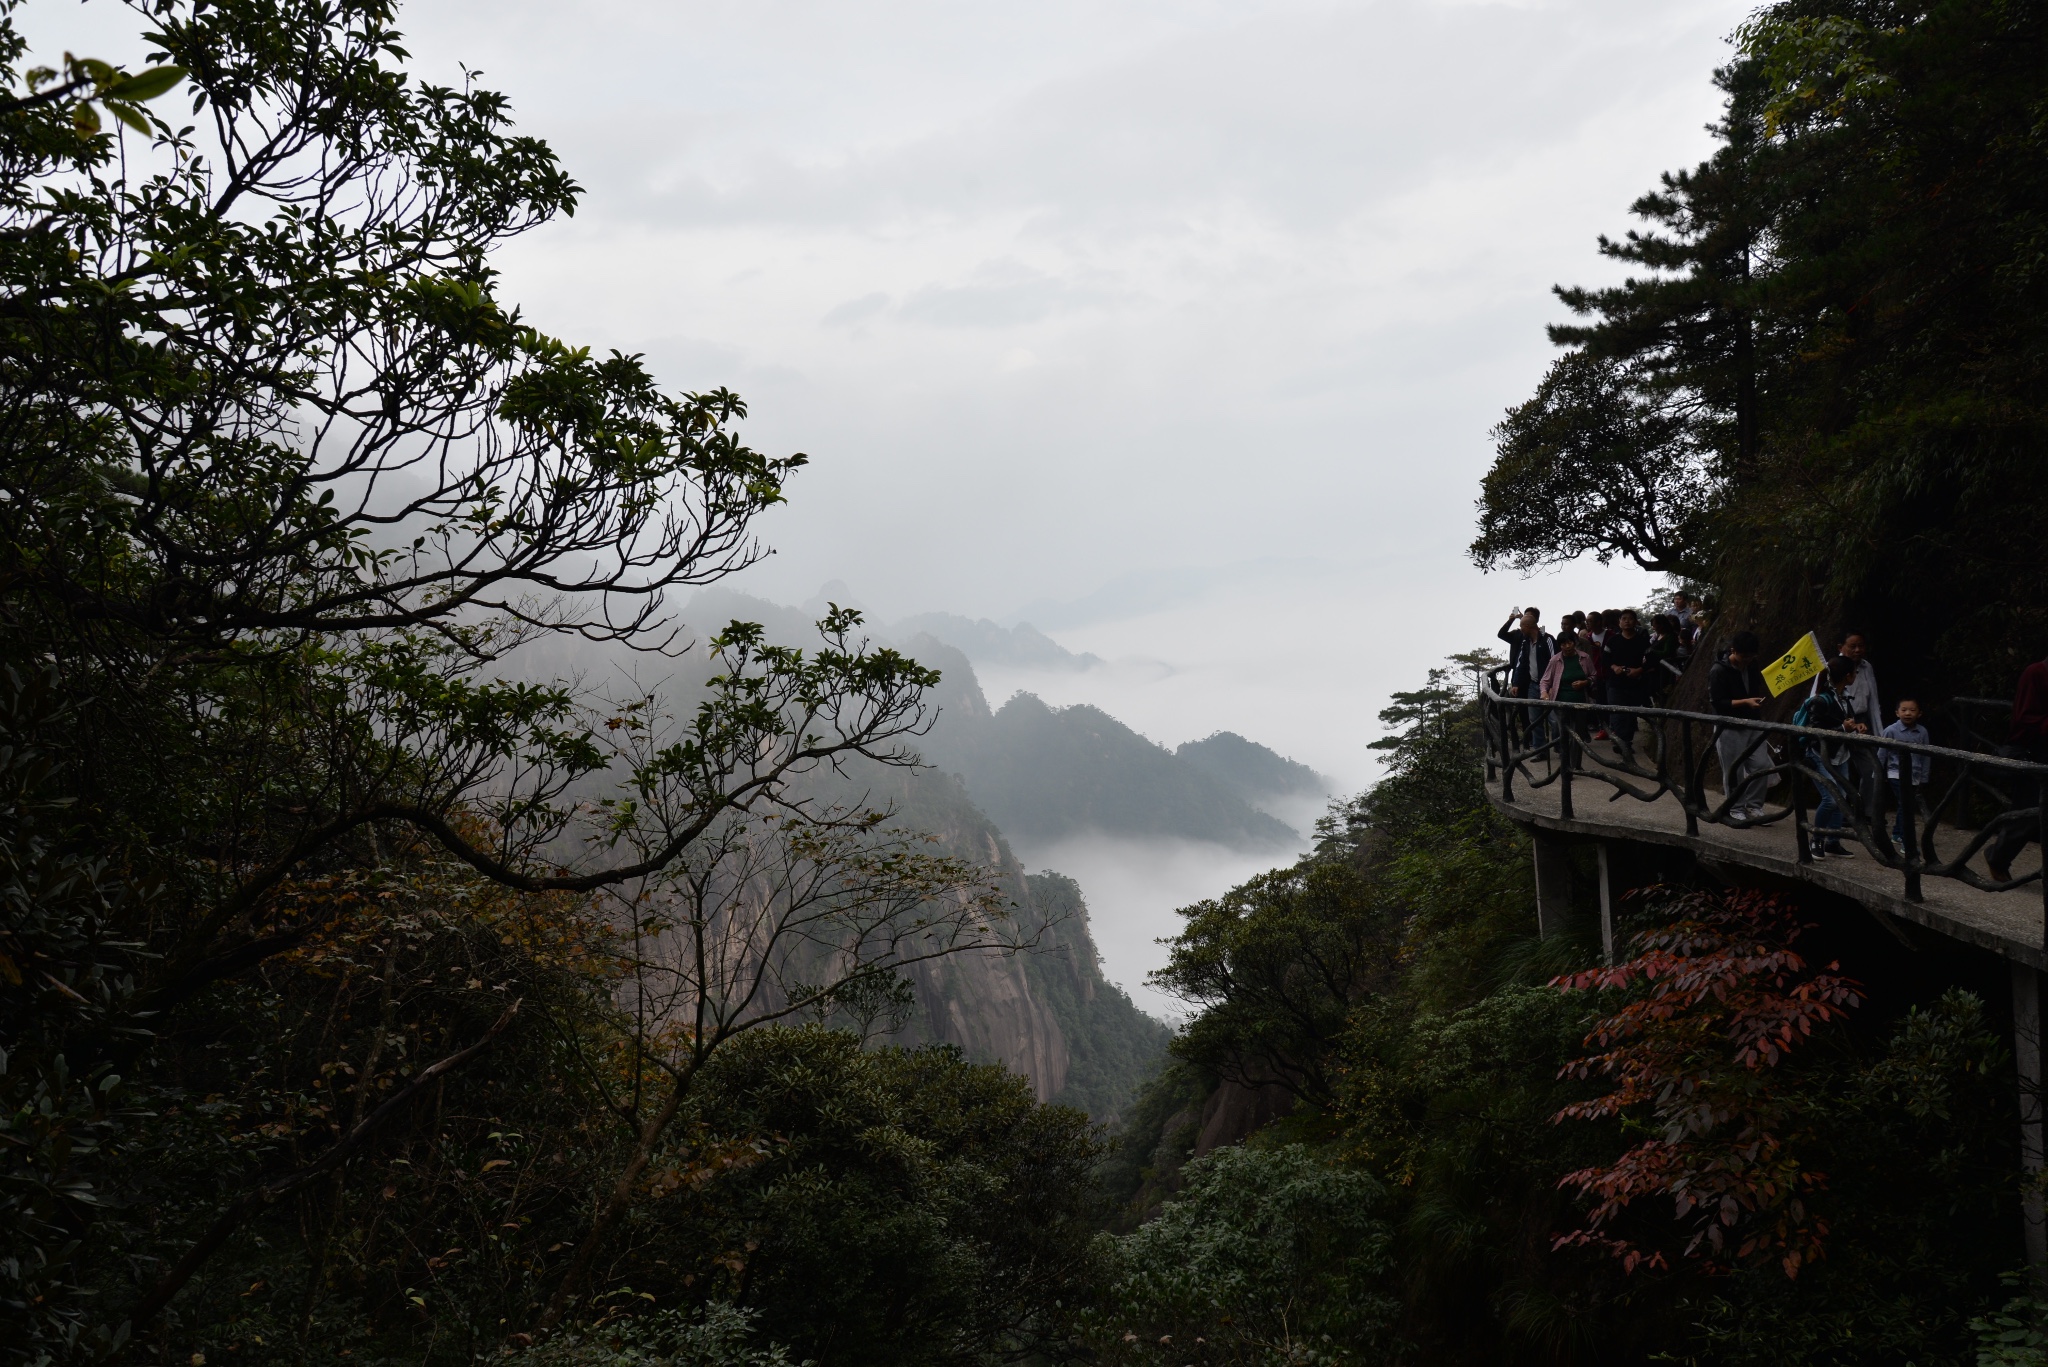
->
1764, 631, 1827, 697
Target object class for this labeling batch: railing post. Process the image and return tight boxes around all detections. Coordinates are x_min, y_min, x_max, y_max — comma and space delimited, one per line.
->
1501, 700, 1516, 806
1490, 688, 1507, 786
1794, 747, 1810, 866
1901, 755, 1921, 903
2014, 963, 2047, 1281
1533, 831, 1574, 940
1597, 839, 1615, 965
2039, 775, 2047, 953
1560, 718, 1574, 822
1682, 716, 1699, 838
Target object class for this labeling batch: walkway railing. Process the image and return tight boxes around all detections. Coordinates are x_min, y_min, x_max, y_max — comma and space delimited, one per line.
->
1480, 669, 2048, 942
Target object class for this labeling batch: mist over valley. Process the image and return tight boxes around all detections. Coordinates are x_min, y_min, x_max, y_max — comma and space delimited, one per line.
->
676, 586, 1335, 1022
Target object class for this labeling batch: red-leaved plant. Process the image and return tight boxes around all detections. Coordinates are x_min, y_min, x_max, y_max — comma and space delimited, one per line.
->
1549, 889, 1862, 1278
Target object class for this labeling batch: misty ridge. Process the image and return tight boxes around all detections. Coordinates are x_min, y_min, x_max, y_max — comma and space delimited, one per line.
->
671, 585, 1337, 853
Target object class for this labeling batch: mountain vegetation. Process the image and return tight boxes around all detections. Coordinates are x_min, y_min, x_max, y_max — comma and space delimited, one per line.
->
1176, 732, 1332, 814
802, 750, 1171, 1121
0, 0, 1131, 1358
1090, 659, 2021, 1366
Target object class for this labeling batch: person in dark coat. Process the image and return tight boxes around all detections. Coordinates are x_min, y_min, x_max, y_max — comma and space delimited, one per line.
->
1496, 607, 1555, 747
1599, 608, 1652, 757
1709, 631, 1772, 821
1988, 654, 2048, 882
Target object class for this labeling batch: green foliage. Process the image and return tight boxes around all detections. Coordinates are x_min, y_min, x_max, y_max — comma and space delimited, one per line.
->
1153, 858, 1401, 1109
1111, 654, 2023, 1366
1338, 983, 1621, 1363
1972, 1275, 2048, 1367
1090, 1056, 1216, 1228
666, 1027, 1103, 1367
0, 665, 152, 1362
520, 1304, 802, 1367
1090, 1144, 1397, 1366
1351, 660, 1507, 850
1677, 989, 2017, 1367
0, 0, 1071, 1359
1473, 350, 1714, 577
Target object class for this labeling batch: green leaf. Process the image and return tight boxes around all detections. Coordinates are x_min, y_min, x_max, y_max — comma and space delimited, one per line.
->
106, 100, 151, 135
107, 65, 186, 101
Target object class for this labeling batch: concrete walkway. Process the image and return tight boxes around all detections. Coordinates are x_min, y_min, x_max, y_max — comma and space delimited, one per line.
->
1487, 758, 2048, 968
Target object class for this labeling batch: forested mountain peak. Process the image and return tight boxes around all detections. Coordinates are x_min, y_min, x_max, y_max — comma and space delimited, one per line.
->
1176, 731, 1332, 806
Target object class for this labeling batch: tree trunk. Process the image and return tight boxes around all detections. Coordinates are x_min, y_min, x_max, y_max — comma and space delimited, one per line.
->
536, 1063, 695, 1331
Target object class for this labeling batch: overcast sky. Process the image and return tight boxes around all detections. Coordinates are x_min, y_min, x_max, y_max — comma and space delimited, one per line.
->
35, 0, 1754, 783
369, 0, 1749, 782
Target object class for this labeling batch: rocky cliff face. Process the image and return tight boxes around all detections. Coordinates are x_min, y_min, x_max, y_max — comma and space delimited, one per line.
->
651, 593, 1173, 1118
508, 588, 1175, 1119
836, 754, 1168, 1119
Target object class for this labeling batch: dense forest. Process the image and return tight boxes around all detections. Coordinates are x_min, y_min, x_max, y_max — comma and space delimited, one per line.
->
3, 0, 2045, 1364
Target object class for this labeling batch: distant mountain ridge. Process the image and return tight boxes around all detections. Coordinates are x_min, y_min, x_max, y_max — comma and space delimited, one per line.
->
904, 634, 1305, 851
677, 589, 1323, 851
888, 611, 1102, 672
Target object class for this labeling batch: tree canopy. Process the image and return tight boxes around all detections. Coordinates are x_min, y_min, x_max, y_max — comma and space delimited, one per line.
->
1474, 0, 2048, 691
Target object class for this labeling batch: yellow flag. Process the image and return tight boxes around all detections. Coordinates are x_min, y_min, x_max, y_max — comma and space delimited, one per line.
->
1764, 630, 1827, 697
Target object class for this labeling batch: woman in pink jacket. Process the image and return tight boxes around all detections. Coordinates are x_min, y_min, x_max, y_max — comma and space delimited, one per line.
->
1538, 633, 1596, 741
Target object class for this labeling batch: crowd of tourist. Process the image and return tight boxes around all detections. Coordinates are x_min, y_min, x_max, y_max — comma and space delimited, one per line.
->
1495, 591, 1706, 754
1493, 591, 2048, 882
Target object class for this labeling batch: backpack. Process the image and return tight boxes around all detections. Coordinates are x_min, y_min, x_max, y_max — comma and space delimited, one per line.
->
1794, 689, 1844, 732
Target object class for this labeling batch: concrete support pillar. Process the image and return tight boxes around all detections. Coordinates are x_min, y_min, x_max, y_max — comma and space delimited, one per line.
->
2016, 961, 2046, 1280
1533, 832, 1574, 940
1597, 841, 1616, 965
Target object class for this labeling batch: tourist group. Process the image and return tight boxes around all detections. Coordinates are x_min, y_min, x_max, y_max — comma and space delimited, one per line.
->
1495, 594, 2048, 883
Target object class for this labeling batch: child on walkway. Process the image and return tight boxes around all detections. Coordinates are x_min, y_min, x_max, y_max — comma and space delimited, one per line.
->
1881, 697, 1931, 852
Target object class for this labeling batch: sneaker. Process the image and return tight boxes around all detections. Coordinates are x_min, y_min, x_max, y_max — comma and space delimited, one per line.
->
1809, 844, 1827, 860
1593, 729, 1609, 740
1823, 843, 1854, 858
1990, 862, 2014, 883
